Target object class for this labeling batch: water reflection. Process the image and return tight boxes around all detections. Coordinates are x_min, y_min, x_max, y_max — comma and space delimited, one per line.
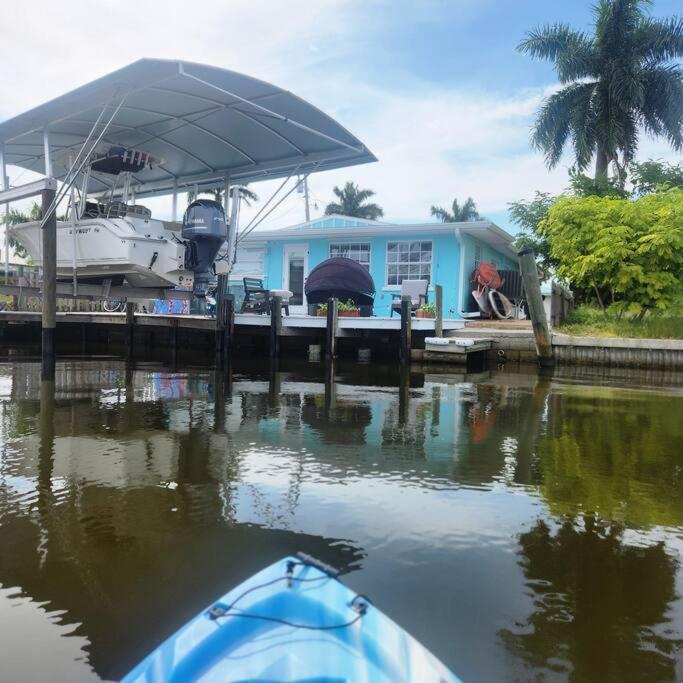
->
0, 360, 681, 681
501, 517, 681, 681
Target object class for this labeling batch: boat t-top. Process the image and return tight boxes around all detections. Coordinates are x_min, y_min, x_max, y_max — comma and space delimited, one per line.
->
0, 59, 376, 300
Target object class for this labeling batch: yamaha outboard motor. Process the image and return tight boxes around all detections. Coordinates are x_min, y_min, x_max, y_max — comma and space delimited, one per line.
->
182, 199, 227, 297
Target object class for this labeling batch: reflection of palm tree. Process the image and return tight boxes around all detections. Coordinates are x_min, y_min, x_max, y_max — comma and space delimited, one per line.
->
500, 518, 679, 681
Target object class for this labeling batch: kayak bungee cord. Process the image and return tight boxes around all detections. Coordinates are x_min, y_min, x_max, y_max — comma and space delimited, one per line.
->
206, 559, 370, 631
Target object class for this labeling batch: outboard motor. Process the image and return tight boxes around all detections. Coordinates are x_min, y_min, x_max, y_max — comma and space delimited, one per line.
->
182, 199, 227, 297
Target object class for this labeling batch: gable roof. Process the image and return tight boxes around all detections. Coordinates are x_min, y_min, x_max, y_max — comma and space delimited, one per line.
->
244, 214, 518, 260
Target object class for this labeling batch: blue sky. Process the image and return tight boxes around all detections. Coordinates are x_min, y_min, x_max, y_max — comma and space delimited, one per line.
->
0, 0, 680, 234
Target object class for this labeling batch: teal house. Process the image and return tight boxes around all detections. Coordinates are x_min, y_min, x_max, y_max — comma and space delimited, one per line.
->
232, 215, 518, 318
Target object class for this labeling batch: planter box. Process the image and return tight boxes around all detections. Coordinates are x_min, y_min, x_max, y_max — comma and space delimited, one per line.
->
416, 311, 435, 319
338, 310, 360, 317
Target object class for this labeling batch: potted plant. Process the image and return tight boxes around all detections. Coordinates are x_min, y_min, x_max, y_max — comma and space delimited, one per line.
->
415, 303, 437, 319
338, 299, 360, 317
316, 300, 361, 317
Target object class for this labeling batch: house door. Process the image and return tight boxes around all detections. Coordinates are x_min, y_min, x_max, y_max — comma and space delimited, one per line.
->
283, 244, 308, 314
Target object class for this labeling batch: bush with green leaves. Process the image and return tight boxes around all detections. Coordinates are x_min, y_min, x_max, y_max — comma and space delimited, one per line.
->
539, 188, 683, 318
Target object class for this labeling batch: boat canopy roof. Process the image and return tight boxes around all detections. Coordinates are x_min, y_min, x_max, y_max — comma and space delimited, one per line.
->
0, 59, 376, 199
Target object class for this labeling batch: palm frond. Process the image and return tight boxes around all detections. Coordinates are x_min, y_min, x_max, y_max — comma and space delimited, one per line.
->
430, 206, 453, 222
324, 202, 343, 216
637, 16, 683, 63
532, 82, 596, 168
640, 65, 683, 149
518, 24, 596, 81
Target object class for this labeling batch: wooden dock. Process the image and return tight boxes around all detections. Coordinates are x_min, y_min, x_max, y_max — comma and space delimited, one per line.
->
0, 309, 466, 363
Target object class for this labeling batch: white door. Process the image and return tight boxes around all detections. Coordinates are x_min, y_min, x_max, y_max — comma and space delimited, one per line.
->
283, 244, 309, 314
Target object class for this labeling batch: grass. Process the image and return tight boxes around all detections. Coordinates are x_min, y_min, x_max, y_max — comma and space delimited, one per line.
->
559, 305, 683, 340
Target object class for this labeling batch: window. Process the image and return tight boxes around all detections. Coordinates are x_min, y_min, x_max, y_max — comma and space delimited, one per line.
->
386, 240, 432, 286
329, 242, 371, 270
474, 243, 482, 268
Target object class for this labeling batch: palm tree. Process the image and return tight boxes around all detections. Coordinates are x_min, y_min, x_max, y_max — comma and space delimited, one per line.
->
430, 197, 480, 222
324, 182, 384, 220
186, 185, 258, 207
518, 0, 683, 178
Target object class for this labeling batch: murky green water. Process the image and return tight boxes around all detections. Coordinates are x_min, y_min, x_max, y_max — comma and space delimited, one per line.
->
0, 359, 681, 682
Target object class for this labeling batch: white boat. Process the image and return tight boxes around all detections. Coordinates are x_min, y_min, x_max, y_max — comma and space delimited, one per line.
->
8, 210, 222, 291
0, 59, 376, 299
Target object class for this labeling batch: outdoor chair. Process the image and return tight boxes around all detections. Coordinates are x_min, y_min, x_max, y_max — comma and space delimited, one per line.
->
240, 277, 270, 314
240, 277, 291, 315
390, 279, 428, 317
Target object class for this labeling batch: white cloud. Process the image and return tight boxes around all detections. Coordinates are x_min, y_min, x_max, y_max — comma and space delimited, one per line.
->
1, 0, 680, 233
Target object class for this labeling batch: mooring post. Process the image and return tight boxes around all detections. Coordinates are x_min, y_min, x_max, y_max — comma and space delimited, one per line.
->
214, 273, 227, 358
125, 301, 135, 360
325, 297, 338, 361
41, 187, 57, 380
270, 295, 282, 359
435, 284, 443, 337
324, 358, 335, 416
224, 294, 234, 359
399, 295, 412, 366
169, 318, 179, 367
518, 247, 554, 366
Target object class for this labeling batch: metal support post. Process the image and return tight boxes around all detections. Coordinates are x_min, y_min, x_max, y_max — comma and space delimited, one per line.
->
41, 188, 57, 380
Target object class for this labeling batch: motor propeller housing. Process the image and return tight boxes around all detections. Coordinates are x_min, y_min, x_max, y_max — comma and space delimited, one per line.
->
182, 199, 227, 297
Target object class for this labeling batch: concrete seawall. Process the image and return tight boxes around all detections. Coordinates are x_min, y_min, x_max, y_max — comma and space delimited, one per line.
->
552, 334, 683, 370
448, 327, 683, 370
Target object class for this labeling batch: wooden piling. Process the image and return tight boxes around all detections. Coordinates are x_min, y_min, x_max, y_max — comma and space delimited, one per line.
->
41, 188, 57, 379
435, 284, 443, 338
399, 295, 412, 366
125, 301, 135, 360
224, 294, 234, 358
169, 319, 179, 367
214, 273, 227, 357
325, 297, 337, 361
270, 295, 282, 359
518, 247, 554, 366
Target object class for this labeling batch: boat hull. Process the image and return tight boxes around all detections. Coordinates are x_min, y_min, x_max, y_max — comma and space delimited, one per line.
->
122, 555, 460, 683
9, 217, 229, 290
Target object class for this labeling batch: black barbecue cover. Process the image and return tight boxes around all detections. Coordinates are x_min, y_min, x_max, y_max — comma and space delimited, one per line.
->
304, 257, 375, 306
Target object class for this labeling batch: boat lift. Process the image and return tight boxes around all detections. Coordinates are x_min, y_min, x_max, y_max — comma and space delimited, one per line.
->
0, 59, 376, 375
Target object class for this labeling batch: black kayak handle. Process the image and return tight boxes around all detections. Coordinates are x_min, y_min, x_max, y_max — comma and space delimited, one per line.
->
296, 552, 340, 578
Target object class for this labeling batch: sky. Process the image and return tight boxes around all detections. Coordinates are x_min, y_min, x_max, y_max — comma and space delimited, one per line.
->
0, 0, 681, 234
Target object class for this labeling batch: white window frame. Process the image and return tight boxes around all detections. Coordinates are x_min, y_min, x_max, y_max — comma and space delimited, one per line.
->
385, 240, 432, 286
329, 242, 371, 270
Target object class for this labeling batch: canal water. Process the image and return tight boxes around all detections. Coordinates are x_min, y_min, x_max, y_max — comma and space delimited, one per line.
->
0, 359, 681, 682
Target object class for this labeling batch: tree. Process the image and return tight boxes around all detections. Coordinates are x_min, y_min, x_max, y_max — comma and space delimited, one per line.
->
324, 182, 384, 220
430, 196, 481, 222
186, 185, 258, 207
629, 159, 683, 197
518, 0, 683, 178
1, 202, 42, 259
539, 188, 683, 317
510, 192, 556, 275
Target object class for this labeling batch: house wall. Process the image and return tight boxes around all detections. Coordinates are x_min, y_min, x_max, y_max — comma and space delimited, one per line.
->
230, 225, 517, 319
251, 233, 463, 317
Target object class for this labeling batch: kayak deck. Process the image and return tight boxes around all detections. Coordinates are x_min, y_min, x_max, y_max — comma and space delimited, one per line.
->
122, 554, 460, 682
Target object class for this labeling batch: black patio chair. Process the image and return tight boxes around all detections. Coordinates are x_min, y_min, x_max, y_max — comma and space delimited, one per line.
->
240, 277, 270, 314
